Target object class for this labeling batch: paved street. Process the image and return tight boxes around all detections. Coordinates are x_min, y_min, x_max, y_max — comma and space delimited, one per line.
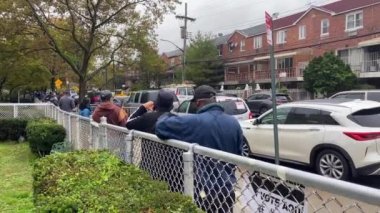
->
250, 156, 380, 189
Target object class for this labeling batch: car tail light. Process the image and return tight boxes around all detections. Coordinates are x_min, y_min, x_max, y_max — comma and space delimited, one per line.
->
343, 132, 380, 141
249, 111, 254, 119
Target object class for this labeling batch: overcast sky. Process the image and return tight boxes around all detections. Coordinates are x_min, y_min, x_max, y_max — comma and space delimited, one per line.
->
156, 0, 337, 53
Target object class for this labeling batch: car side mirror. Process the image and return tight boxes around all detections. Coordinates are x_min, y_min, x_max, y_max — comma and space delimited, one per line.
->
253, 119, 260, 125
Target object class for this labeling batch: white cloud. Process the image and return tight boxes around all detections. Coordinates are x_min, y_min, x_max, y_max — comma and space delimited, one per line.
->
156, 0, 337, 53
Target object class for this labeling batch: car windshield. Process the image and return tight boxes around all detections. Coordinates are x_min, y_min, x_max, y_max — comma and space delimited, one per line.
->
218, 100, 247, 115
348, 107, 380, 127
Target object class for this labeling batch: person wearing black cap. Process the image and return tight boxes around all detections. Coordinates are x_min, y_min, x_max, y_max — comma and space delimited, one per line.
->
126, 89, 177, 190
92, 90, 128, 126
155, 85, 244, 213
126, 89, 174, 133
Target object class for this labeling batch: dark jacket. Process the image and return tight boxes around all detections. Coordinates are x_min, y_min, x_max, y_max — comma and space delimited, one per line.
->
155, 103, 244, 211
92, 102, 128, 126
126, 105, 168, 134
155, 103, 243, 155
58, 95, 75, 112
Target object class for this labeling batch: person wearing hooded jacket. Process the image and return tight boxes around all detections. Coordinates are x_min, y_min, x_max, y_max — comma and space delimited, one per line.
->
126, 89, 174, 134
155, 85, 244, 213
92, 90, 128, 126
125, 89, 181, 191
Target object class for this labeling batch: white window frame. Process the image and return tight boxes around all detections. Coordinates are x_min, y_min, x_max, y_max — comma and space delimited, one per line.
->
299, 25, 306, 40
228, 42, 233, 52
345, 11, 363, 31
218, 45, 223, 56
240, 40, 246, 51
170, 58, 175, 66
253, 36, 262, 49
321, 19, 329, 36
276, 30, 287, 44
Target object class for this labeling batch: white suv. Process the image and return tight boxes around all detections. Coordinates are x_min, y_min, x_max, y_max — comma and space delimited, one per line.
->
330, 90, 380, 102
240, 99, 380, 180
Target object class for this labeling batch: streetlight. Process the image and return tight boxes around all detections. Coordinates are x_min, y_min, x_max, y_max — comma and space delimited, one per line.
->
160, 39, 185, 83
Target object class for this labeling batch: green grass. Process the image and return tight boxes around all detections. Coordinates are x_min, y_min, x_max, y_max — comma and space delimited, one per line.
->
0, 142, 35, 212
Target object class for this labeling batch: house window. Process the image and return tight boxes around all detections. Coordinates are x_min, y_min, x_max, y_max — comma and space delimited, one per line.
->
276, 30, 287, 44
253, 36, 262, 49
240, 40, 246, 51
228, 42, 233, 52
170, 58, 175, 66
276, 57, 293, 70
346, 11, 363, 31
321, 19, 329, 36
299, 25, 306, 40
218, 44, 223, 56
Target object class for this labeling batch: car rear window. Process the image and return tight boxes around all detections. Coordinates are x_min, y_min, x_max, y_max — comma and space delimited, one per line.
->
276, 95, 292, 102
348, 107, 380, 127
219, 100, 248, 115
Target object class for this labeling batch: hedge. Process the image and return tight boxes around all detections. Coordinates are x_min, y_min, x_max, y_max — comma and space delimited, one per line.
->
33, 151, 201, 212
26, 118, 66, 156
0, 119, 28, 141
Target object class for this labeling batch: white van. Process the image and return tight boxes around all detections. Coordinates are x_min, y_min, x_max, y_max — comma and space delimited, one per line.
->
162, 85, 194, 104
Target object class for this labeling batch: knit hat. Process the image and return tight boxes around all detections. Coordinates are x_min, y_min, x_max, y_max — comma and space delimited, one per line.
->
155, 89, 174, 110
191, 85, 216, 102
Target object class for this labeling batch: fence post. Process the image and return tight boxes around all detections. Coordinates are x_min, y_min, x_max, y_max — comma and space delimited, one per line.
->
124, 130, 134, 164
44, 105, 48, 117
89, 117, 94, 150
183, 144, 196, 200
67, 114, 72, 143
75, 116, 81, 150
99, 117, 108, 149
13, 105, 18, 118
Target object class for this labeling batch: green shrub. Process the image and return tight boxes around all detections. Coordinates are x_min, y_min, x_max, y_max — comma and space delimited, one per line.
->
26, 119, 66, 156
33, 151, 201, 212
0, 119, 28, 141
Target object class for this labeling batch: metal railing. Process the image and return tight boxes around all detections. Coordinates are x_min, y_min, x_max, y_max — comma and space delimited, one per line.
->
1, 103, 380, 213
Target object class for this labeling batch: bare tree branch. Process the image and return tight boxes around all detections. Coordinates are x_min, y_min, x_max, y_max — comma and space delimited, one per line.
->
95, 0, 147, 29
87, 42, 124, 80
65, 0, 88, 52
25, 0, 82, 77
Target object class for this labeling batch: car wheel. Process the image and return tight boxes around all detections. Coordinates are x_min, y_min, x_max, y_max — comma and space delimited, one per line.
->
242, 136, 251, 157
316, 150, 350, 180
259, 107, 268, 115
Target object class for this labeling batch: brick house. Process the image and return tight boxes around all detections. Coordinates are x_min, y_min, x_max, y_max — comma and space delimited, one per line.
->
222, 0, 380, 89
161, 49, 183, 82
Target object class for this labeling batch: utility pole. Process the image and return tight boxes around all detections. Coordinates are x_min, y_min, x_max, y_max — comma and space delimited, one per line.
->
176, 3, 195, 84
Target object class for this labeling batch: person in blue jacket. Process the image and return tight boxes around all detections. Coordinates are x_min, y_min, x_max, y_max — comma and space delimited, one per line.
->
155, 85, 244, 213
79, 98, 91, 117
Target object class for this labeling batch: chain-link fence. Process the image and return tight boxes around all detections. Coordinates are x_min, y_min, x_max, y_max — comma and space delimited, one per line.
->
1, 103, 380, 213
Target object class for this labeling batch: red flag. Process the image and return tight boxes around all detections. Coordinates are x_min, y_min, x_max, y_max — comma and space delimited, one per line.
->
265, 12, 273, 46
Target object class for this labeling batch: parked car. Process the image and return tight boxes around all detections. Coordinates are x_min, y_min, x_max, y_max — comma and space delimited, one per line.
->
163, 85, 194, 104
240, 99, 380, 180
175, 96, 253, 121
124, 90, 180, 114
245, 92, 292, 116
113, 95, 130, 108
330, 90, 380, 102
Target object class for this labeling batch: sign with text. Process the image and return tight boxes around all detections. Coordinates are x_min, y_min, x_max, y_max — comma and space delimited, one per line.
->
265, 12, 273, 46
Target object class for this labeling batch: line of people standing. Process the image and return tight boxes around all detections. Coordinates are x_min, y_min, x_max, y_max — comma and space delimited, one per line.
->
67, 86, 244, 213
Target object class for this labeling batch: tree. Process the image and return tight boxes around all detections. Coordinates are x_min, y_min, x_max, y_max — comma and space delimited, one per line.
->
137, 45, 166, 89
303, 52, 357, 98
25, 0, 179, 100
185, 32, 224, 86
